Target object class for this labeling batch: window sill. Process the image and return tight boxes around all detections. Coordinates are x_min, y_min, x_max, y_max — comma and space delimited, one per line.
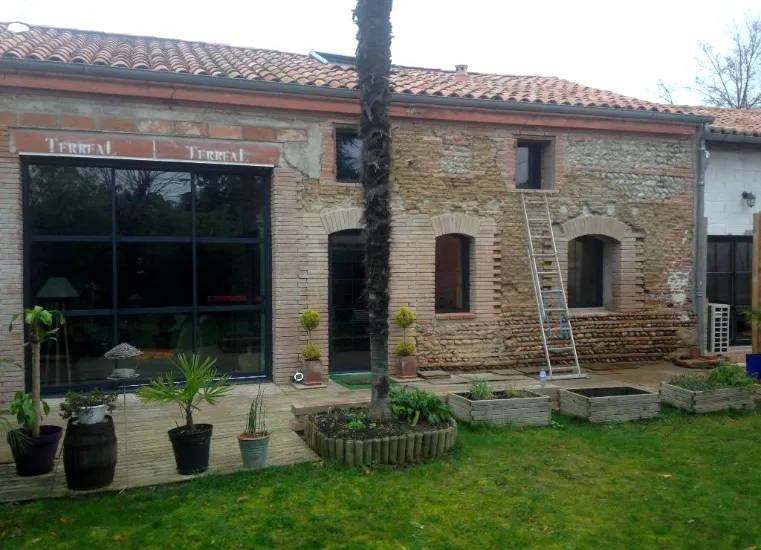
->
435, 312, 477, 321
568, 307, 611, 317
511, 188, 556, 193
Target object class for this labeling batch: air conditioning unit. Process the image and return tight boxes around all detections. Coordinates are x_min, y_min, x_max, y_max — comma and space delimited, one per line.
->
709, 304, 730, 353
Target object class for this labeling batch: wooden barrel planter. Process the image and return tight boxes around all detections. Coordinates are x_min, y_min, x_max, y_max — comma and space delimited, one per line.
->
660, 382, 756, 413
449, 391, 550, 427
304, 417, 457, 466
559, 387, 660, 423
63, 415, 118, 491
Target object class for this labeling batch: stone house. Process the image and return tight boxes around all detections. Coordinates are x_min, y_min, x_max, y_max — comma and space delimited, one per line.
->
698, 108, 761, 347
0, 23, 713, 404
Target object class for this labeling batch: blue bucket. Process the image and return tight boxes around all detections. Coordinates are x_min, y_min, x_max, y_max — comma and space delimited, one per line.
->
746, 354, 761, 380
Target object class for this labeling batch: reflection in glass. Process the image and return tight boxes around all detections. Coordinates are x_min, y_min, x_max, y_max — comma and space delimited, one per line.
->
336, 132, 362, 182
119, 313, 193, 379
195, 174, 266, 238
40, 315, 114, 388
115, 170, 192, 236
30, 242, 112, 310
197, 244, 263, 306
117, 243, 192, 308
197, 311, 265, 374
28, 165, 112, 235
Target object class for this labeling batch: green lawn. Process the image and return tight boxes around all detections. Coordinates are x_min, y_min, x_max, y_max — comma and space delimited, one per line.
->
2, 405, 761, 549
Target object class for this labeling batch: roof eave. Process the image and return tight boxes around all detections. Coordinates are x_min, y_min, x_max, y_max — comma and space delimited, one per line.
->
0, 57, 714, 125
706, 131, 761, 144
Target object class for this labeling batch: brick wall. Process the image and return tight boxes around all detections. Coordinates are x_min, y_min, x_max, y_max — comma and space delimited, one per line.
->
0, 90, 698, 404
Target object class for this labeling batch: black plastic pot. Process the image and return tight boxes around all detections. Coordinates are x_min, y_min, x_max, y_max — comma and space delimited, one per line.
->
168, 424, 213, 475
63, 416, 118, 490
8, 425, 63, 477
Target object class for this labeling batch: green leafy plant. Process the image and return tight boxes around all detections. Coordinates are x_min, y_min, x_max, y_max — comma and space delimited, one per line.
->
9, 391, 50, 431
60, 389, 118, 420
670, 363, 755, 392
345, 412, 367, 431
395, 340, 416, 357
8, 306, 63, 437
394, 306, 417, 358
395, 307, 416, 329
389, 387, 452, 426
242, 384, 268, 438
303, 343, 321, 361
300, 309, 320, 332
300, 309, 322, 361
469, 379, 495, 401
137, 353, 233, 433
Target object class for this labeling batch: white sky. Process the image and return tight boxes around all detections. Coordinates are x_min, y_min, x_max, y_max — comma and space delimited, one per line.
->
2, 0, 759, 106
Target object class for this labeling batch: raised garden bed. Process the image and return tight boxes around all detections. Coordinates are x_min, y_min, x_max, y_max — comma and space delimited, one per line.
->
559, 386, 660, 423
304, 408, 456, 466
660, 382, 755, 413
449, 389, 550, 427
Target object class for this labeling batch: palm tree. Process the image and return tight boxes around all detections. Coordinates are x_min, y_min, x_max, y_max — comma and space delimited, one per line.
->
354, 0, 393, 419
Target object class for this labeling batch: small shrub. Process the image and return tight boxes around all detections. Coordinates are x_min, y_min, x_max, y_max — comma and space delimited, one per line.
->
345, 412, 367, 431
300, 309, 320, 332
396, 340, 416, 357
60, 389, 118, 420
389, 387, 452, 426
303, 343, 321, 361
395, 306, 416, 329
469, 379, 494, 401
670, 363, 755, 392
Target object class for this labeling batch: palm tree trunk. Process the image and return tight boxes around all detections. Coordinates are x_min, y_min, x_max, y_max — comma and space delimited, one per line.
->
354, 0, 393, 419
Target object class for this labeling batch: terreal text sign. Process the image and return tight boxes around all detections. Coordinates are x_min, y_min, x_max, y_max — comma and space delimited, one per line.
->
10, 130, 281, 166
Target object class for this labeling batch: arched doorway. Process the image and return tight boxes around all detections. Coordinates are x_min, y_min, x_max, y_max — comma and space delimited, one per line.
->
329, 230, 370, 372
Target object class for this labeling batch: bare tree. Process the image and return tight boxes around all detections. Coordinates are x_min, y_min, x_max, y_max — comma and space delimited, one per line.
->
695, 14, 761, 108
654, 80, 678, 105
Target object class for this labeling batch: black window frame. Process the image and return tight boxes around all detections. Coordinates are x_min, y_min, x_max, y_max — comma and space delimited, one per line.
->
22, 156, 272, 395
435, 234, 471, 314
516, 141, 543, 190
335, 128, 362, 183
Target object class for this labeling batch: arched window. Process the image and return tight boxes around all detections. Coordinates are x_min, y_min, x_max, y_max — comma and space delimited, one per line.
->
568, 235, 605, 308
435, 234, 470, 313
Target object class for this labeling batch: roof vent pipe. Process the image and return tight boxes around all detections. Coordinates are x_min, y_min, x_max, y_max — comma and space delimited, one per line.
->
455, 64, 468, 82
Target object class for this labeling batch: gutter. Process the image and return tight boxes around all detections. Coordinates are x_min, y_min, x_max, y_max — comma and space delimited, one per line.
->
695, 124, 709, 354
0, 57, 715, 125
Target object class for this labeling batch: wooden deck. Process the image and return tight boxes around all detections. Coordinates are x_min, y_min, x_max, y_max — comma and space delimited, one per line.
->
0, 383, 319, 503
0, 362, 712, 503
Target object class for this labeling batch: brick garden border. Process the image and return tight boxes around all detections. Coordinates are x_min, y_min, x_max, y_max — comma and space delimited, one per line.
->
559, 386, 660, 423
304, 417, 457, 466
660, 382, 756, 413
449, 391, 550, 427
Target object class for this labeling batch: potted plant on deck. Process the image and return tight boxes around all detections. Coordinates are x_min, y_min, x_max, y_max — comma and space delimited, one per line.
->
395, 306, 417, 379
60, 389, 118, 425
7, 306, 64, 476
238, 384, 270, 469
137, 353, 233, 475
300, 309, 323, 386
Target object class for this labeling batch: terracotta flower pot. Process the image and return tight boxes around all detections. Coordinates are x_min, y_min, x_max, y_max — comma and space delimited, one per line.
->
396, 355, 418, 379
302, 359, 323, 386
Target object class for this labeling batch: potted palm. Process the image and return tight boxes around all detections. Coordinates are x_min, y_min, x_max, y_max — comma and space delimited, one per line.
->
137, 353, 233, 475
300, 309, 323, 386
7, 306, 64, 476
238, 384, 270, 469
395, 306, 417, 379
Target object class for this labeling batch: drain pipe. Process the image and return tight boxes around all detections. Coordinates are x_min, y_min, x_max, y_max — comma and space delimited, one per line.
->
696, 124, 709, 354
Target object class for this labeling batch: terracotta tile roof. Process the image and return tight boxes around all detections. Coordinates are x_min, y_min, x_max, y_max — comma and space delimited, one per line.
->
0, 22, 693, 116
691, 106, 761, 137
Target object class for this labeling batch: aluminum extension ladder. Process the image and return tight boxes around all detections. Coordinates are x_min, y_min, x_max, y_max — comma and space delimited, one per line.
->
520, 193, 588, 381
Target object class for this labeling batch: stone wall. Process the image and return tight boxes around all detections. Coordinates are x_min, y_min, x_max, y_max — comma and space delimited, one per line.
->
0, 88, 698, 403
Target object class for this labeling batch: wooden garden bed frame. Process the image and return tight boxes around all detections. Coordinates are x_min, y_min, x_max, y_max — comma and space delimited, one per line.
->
559, 386, 660, 423
660, 382, 756, 413
448, 391, 550, 427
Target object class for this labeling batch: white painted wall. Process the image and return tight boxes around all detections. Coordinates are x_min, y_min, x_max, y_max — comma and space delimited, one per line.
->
705, 143, 761, 236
